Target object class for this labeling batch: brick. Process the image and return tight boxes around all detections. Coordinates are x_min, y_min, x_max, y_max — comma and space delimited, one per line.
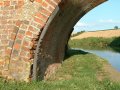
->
23, 41, 29, 46
20, 51, 28, 57
23, 20, 29, 25
11, 1, 17, 6
4, 1, 10, 6
28, 26, 38, 34
35, 13, 48, 21
20, 24, 28, 30
0, 2, 3, 6
16, 21, 22, 27
11, 33, 16, 40
15, 39, 22, 44
46, 0, 57, 8
12, 49, 19, 55
5, 48, 12, 55
53, 0, 61, 4
18, 1, 24, 7
34, 17, 45, 27
19, 30, 25, 34
48, 6, 55, 12
13, 26, 19, 33
14, 43, 20, 50
1, 35, 8, 40
26, 31, 32, 37
28, 26, 34, 32
35, 0, 42, 4
22, 46, 30, 52
42, 1, 48, 8
40, 7, 51, 16
17, 33, 24, 40
1, 40, 9, 45
0, 0, 105, 82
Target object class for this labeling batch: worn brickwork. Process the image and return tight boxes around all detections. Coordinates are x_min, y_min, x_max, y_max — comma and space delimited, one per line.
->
0, 0, 61, 81
0, 0, 106, 81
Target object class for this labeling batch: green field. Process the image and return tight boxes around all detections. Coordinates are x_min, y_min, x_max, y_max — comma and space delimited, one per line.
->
0, 49, 120, 90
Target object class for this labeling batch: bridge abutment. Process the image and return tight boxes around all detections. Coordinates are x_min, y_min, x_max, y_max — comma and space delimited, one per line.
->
0, 0, 106, 81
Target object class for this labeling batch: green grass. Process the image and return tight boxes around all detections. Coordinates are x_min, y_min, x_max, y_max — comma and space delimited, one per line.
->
69, 37, 120, 51
0, 49, 120, 90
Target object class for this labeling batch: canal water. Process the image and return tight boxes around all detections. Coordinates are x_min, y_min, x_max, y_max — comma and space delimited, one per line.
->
75, 48, 120, 72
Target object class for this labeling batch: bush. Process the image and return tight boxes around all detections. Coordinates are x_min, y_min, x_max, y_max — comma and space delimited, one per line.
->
71, 30, 85, 37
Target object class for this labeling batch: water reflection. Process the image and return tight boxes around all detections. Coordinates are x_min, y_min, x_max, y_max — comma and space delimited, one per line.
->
74, 48, 120, 72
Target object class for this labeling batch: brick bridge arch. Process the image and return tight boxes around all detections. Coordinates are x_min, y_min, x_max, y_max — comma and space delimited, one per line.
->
0, 0, 106, 81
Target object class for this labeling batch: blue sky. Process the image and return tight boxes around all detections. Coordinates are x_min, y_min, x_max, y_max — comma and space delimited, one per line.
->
74, 0, 120, 32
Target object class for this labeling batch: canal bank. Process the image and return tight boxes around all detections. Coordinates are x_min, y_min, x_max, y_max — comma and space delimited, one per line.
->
0, 37, 120, 89
69, 37, 120, 82
73, 48, 120, 82
1, 49, 120, 90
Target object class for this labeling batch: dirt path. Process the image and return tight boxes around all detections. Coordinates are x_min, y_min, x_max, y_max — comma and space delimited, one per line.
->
103, 63, 120, 82
72, 29, 120, 39
71, 29, 120, 82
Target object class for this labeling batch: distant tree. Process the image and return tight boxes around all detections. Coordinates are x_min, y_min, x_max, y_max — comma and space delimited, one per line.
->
71, 30, 85, 37
114, 26, 118, 29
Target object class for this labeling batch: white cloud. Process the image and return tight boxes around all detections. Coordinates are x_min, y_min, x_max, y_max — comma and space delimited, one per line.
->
75, 22, 97, 27
74, 19, 120, 31
98, 19, 120, 23
75, 22, 88, 27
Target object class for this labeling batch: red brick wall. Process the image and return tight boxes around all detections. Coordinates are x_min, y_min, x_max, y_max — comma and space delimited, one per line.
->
0, 0, 106, 81
0, 0, 61, 81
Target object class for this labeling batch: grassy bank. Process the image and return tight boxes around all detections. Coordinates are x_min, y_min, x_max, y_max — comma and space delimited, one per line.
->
0, 49, 120, 90
69, 37, 120, 50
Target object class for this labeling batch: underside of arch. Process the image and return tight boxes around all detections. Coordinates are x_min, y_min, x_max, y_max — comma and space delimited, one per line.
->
32, 0, 107, 80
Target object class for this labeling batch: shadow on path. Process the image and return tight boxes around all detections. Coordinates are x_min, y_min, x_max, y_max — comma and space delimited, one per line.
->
64, 49, 88, 60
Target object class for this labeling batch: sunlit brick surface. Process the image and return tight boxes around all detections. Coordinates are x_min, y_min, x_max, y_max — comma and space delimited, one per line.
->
0, 0, 105, 81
